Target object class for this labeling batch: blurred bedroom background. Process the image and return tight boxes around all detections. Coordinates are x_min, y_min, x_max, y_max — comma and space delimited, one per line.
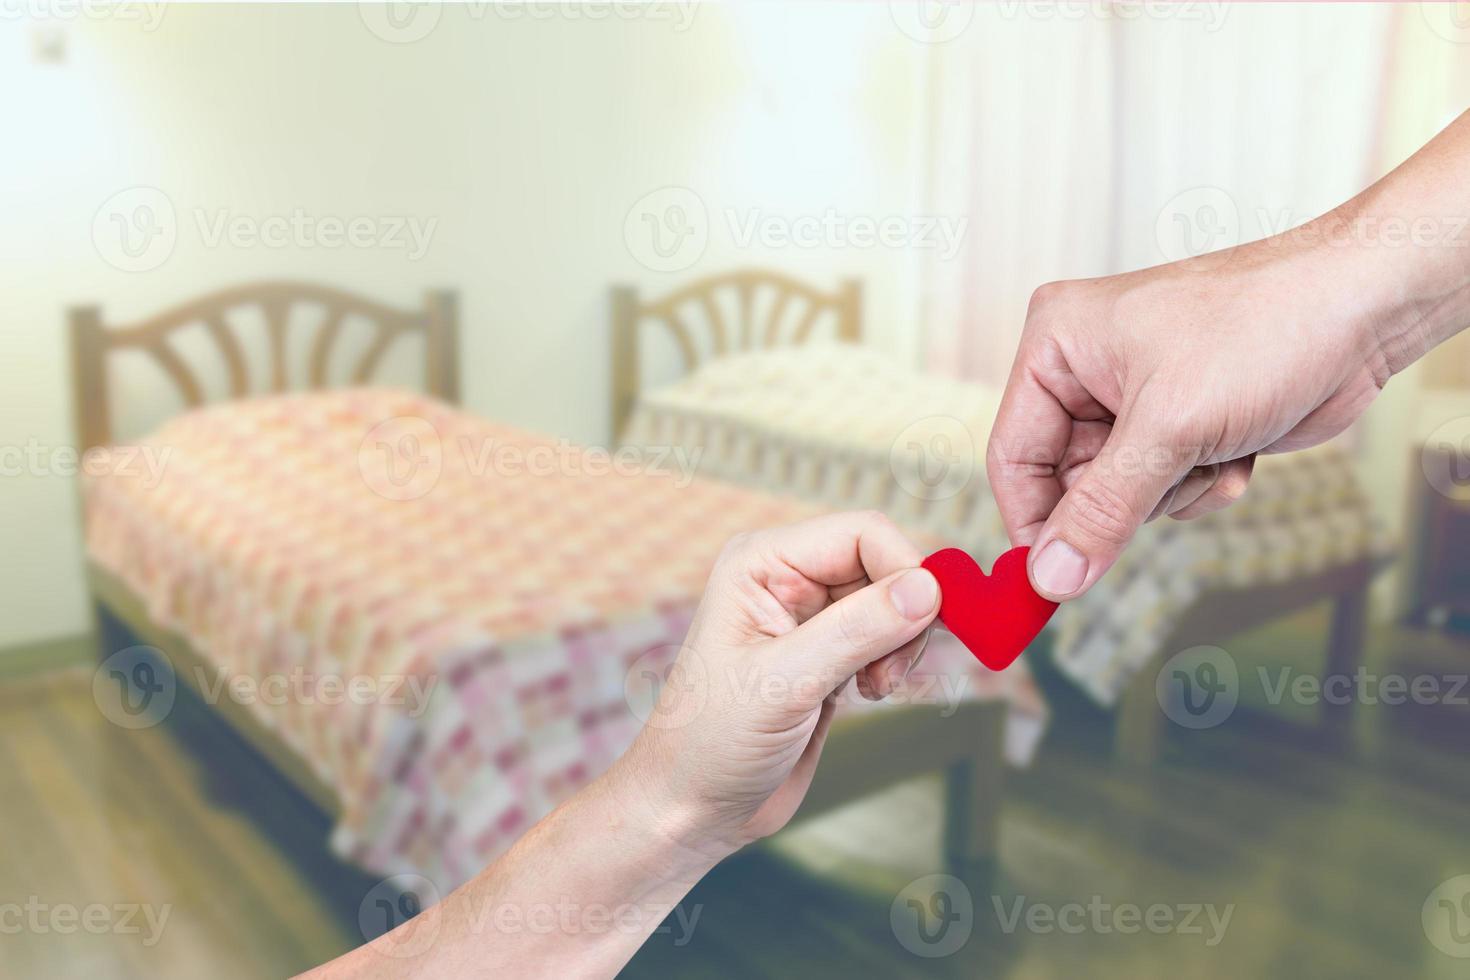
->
2, 2, 1470, 978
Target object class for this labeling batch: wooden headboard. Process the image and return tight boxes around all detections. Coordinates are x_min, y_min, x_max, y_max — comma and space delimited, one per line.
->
609, 268, 861, 439
69, 281, 459, 452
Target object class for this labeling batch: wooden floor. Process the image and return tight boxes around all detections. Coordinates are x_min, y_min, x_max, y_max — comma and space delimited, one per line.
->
3, 621, 1469, 979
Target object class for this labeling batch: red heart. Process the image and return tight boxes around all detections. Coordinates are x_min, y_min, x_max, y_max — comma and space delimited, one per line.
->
921, 546, 1057, 671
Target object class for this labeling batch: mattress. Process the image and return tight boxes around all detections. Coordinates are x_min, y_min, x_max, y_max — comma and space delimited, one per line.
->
83, 388, 1047, 890
621, 344, 1393, 705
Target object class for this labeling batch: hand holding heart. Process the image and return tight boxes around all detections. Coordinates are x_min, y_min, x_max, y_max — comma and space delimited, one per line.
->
617, 510, 939, 863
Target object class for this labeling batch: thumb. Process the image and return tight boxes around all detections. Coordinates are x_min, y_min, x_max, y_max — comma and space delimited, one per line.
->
769, 567, 939, 699
1029, 418, 1192, 601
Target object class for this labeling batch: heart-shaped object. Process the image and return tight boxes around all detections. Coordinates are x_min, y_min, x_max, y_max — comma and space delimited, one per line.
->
921, 546, 1058, 671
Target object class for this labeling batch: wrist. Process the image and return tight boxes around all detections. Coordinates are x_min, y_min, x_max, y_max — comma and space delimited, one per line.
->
1303, 190, 1470, 381
599, 742, 729, 887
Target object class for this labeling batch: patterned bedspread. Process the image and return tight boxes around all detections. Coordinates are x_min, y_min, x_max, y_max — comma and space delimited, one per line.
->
622, 345, 1393, 705
83, 389, 1047, 891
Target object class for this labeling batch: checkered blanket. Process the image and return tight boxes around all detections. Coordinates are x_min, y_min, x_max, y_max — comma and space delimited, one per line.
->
622, 345, 1392, 705
83, 389, 1047, 890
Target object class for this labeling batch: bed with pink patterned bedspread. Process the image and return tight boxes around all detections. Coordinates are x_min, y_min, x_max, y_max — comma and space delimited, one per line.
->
83, 389, 1047, 891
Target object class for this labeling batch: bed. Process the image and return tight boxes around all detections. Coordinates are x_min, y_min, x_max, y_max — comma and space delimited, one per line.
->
71, 281, 1046, 896
612, 268, 1395, 764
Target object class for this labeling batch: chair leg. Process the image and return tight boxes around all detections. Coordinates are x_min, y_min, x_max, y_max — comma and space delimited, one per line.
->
943, 707, 1003, 894
1323, 581, 1369, 735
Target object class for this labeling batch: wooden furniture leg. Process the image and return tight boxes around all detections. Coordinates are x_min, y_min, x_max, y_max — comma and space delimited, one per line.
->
1323, 578, 1369, 735
943, 704, 1004, 893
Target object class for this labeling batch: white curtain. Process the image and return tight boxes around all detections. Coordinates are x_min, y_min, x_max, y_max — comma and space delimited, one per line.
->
919, 2, 1399, 384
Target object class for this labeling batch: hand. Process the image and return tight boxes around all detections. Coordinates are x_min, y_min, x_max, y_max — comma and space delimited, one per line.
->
615, 510, 940, 862
988, 109, 1470, 601
986, 233, 1389, 602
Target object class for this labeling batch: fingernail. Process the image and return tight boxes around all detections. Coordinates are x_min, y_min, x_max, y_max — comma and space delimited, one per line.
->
1032, 539, 1088, 598
890, 569, 939, 620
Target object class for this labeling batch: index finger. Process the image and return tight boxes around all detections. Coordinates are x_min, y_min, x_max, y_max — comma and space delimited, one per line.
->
748, 510, 925, 588
986, 366, 1075, 547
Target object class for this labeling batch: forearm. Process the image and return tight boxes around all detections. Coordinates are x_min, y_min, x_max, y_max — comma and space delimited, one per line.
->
304, 753, 720, 979
1304, 109, 1470, 374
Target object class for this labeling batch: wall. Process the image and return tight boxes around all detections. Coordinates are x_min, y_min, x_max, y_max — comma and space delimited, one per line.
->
0, 3, 932, 647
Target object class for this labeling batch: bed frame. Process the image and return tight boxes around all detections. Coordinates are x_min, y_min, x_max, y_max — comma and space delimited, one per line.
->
72, 279, 1005, 893
610, 268, 862, 440
611, 268, 1386, 767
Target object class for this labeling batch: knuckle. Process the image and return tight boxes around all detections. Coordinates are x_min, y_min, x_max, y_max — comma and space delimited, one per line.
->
1064, 481, 1138, 546
716, 531, 753, 566
854, 508, 894, 530
1025, 280, 1071, 322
